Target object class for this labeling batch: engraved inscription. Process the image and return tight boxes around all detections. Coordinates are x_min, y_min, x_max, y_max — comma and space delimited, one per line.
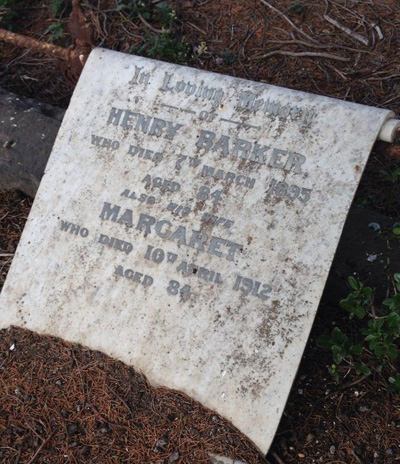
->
127, 144, 163, 164
99, 233, 133, 254
115, 265, 154, 287
121, 189, 156, 205
91, 134, 120, 150
60, 220, 89, 238
201, 165, 255, 189
266, 179, 312, 203
196, 130, 306, 173
107, 107, 183, 140
160, 72, 225, 106
142, 175, 181, 193
99, 203, 244, 263
237, 90, 317, 128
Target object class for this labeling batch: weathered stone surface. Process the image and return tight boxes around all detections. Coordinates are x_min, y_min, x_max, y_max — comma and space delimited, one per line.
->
0, 87, 64, 197
0, 48, 395, 453
208, 453, 246, 464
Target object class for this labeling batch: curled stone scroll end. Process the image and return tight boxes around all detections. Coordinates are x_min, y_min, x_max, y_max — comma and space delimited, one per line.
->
378, 118, 400, 143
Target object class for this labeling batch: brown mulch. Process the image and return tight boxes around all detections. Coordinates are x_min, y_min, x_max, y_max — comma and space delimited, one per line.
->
0, 325, 265, 464
0, 191, 32, 289
1, 1, 400, 463
1, 0, 400, 113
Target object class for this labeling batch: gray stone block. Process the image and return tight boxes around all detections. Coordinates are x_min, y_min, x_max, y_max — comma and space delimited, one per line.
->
0, 87, 64, 197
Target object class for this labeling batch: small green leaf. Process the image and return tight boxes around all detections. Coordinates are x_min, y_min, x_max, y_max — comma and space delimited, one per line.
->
51, 0, 64, 15
393, 228, 400, 235
369, 339, 378, 350
383, 298, 394, 308
355, 306, 366, 319
348, 276, 359, 290
340, 298, 354, 311
361, 365, 371, 375
350, 344, 363, 356
316, 336, 333, 350
362, 287, 373, 297
387, 312, 400, 328
376, 319, 384, 331
156, 2, 170, 9
329, 365, 339, 382
374, 343, 385, 357
332, 347, 344, 364
387, 345, 398, 359
354, 361, 371, 375
332, 327, 346, 344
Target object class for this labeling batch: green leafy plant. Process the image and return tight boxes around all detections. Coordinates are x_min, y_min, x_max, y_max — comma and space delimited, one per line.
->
339, 276, 373, 319
317, 273, 400, 394
0, 0, 25, 28
45, 22, 65, 42
117, 1, 189, 63
289, 1, 305, 15
379, 167, 400, 184
131, 33, 190, 63
42, 0, 68, 43
116, 0, 175, 30
388, 375, 400, 393
51, 0, 65, 15
222, 50, 238, 65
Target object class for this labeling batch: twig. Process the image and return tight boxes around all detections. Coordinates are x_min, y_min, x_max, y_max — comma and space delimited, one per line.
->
271, 452, 286, 464
372, 23, 384, 40
0, 253, 14, 257
0, 29, 76, 61
326, 62, 348, 80
266, 39, 375, 54
26, 432, 53, 464
366, 73, 400, 82
259, 0, 319, 44
137, 11, 170, 34
250, 50, 349, 62
187, 22, 207, 36
324, 375, 368, 400
324, 15, 369, 46
106, 384, 134, 419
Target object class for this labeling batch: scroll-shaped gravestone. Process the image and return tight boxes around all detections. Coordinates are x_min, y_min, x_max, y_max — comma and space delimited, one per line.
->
1, 49, 399, 454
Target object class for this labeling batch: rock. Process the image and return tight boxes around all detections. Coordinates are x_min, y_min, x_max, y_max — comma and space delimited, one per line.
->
208, 453, 246, 464
168, 451, 179, 463
67, 422, 78, 436
0, 87, 64, 197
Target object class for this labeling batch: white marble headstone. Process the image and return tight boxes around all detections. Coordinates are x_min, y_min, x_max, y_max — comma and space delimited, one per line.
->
0, 48, 394, 453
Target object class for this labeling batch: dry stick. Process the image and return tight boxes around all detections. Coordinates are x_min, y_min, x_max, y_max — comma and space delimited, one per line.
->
271, 452, 286, 464
259, 0, 320, 44
187, 22, 207, 36
0, 29, 78, 62
324, 15, 369, 46
250, 50, 350, 62
137, 11, 170, 34
266, 39, 375, 54
26, 432, 54, 464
